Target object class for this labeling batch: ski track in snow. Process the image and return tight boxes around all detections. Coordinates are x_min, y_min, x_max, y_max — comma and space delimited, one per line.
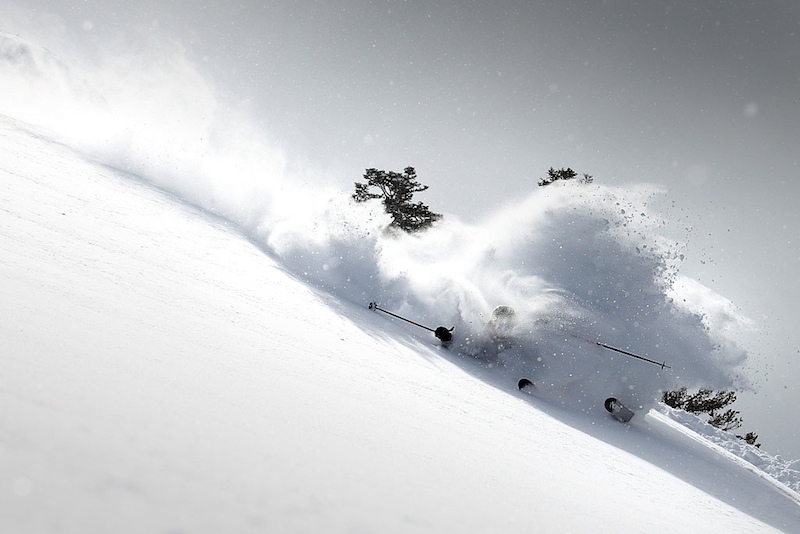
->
2, 118, 800, 533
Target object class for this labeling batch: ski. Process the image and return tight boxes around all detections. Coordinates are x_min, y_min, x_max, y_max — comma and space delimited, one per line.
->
605, 397, 635, 423
518, 378, 535, 394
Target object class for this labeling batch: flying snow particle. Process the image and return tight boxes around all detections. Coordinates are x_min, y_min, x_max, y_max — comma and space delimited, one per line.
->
744, 102, 759, 118
12, 477, 32, 497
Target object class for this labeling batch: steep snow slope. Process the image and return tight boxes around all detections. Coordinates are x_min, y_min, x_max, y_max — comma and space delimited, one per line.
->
0, 29, 759, 430
2, 119, 800, 533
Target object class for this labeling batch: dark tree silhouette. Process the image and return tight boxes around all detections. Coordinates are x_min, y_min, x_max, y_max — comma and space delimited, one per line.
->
353, 167, 442, 233
662, 387, 744, 432
736, 431, 761, 448
538, 167, 593, 186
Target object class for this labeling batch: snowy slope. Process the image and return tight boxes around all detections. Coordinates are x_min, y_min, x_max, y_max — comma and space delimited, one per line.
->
2, 119, 800, 533
0, 30, 755, 416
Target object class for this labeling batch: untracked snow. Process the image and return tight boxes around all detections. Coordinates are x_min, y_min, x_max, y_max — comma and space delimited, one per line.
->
2, 31, 800, 532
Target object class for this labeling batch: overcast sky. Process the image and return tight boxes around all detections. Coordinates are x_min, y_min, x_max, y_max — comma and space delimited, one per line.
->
7, 1, 800, 456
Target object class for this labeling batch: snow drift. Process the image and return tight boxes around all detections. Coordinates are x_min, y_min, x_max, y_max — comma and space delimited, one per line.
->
0, 30, 752, 419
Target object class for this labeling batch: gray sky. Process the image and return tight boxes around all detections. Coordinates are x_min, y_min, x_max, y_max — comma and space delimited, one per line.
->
8, 1, 800, 456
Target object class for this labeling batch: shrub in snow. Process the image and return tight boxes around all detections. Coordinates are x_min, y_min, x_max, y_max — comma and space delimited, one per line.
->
736, 431, 761, 448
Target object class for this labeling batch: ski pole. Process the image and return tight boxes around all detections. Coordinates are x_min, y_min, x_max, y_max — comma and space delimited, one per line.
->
369, 302, 435, 332
368, 302, 454, 344
572, 334, 671, 369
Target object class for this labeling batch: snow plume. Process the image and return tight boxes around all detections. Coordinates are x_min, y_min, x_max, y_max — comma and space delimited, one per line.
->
0, 28, 318, 232
346, 183, 753, 414
253, 174, 754, 414
1, 28, 751, 416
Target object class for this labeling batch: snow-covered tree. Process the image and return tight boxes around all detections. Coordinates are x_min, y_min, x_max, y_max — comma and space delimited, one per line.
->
353, 167, 442, 233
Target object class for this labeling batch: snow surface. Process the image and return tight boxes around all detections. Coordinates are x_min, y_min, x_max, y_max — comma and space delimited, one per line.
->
2, 31, 800, 532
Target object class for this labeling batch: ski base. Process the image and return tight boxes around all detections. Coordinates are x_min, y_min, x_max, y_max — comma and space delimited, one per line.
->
604, 397, 634, 423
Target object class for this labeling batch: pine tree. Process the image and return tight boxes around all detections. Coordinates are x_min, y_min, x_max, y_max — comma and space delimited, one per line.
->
662, 387, 688, 408
353, 167, 442, 233
662, 387, 744, 432
683, 388, 737, 415
707, 409, 743, 432
538, 167, 578, 186
736, 431, 761, 448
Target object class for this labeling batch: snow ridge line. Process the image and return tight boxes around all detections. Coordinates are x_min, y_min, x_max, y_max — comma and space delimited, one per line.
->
652, 407, 800, 503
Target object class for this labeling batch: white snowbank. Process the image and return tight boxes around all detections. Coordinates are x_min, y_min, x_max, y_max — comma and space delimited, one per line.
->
660, 405, 800, 494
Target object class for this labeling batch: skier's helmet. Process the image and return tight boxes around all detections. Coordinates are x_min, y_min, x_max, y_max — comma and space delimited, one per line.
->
489, 305, 516, 337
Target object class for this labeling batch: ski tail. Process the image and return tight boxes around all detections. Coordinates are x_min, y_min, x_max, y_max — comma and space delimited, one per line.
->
604, 397, 634, 423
